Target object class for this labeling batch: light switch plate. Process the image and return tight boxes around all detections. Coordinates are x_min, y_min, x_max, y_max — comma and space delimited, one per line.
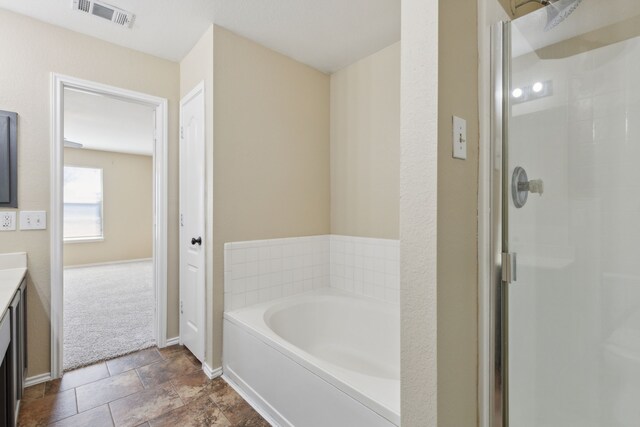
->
0, 212, 16, 231
19, 211, 47, 230
453, 116, 467, 160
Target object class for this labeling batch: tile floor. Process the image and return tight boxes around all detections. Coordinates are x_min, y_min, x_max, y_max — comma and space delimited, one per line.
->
18, 345, 270, 427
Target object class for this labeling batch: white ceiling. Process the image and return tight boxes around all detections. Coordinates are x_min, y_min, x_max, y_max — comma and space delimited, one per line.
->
0, 0, 400, 73
0, 0, 216, 63
64, 88, 155, 156
213, 1, 400, 73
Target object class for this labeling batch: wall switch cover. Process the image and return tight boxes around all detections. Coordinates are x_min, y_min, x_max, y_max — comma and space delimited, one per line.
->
453, 116, 467, 160
0, 211, 16, 231
19, 211, 47, 230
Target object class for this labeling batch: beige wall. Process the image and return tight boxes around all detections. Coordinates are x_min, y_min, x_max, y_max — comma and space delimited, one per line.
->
497, 0, 538, 17
498, 0, 510, 14
330, 43, 400, 239
179, 25, 216, 368
436, 0, 480, 425
63, 148, 153, 267
0, 9, 180, 376
400, 0, 439, 424
212, 25, 330, 367
498, 0, 514, 16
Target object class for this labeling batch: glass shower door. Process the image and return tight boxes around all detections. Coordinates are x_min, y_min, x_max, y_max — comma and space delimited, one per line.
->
505, 2, 640, 426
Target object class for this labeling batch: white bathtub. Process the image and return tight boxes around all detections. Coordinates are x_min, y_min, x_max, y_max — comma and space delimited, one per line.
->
223, 288, 400, 427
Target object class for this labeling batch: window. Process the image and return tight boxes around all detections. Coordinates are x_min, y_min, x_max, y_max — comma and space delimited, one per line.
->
63, 166, 103, 241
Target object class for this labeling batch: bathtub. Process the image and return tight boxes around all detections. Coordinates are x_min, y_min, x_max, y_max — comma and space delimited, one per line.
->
222, 288, 400, 427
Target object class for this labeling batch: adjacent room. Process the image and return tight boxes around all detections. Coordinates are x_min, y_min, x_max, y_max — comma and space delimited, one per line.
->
62, 88, 156, 370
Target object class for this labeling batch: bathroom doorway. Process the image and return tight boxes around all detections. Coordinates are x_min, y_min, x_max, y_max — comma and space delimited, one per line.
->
50, 75, 169, 377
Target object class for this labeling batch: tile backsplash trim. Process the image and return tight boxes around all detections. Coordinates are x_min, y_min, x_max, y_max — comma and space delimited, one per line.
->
224, 235, 399, 311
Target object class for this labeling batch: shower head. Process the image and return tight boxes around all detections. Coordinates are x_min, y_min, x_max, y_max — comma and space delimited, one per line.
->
514, 0, 583, 31
545, 0, 583, 30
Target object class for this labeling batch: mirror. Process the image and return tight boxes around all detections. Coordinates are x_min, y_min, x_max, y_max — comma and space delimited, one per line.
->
0, 110, 17, 208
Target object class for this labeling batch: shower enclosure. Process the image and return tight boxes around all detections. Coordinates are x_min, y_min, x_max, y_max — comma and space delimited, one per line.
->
491, 1, 640, 426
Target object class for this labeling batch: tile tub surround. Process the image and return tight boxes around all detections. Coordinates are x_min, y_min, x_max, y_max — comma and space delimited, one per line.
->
224, 236, 330, 311
224, 235, 399, 311
329, 235, 400, 303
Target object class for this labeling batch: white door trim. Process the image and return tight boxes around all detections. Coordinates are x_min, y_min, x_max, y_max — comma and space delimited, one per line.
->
178, 81, 206, 361
50, 73, 169, 379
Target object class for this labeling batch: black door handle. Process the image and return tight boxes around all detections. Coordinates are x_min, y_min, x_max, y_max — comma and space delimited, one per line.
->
191, 237, 202, 246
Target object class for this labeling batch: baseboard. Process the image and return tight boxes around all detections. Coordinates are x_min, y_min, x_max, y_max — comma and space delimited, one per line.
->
203, 363, 222, 379
164, 337, 180, 347
222, 370, 285, 427
64, 258, 153, 269
25, 372, 53, 387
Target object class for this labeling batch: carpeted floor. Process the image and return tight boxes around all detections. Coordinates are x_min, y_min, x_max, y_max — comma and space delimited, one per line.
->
63, 260, 155, 371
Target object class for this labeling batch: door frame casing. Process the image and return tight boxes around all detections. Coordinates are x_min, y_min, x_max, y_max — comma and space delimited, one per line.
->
50, 73, 169, 379
178, 81, 206, 362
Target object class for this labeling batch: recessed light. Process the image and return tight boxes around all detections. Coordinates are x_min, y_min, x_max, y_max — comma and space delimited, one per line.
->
512, 88, 523, 98
532, 82, 544, 93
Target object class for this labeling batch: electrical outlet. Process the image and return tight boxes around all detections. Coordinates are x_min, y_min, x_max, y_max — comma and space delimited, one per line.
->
19, 211, 47, 230
0, 212, 17, 231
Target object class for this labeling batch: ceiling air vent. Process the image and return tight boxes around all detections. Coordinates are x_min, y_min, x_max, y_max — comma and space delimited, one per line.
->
72, 0, 135, 28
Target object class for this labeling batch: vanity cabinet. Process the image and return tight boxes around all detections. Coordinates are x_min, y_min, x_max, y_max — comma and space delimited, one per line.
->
0, 278, 27, 426
0, 310, 11, 426
10, 279, 26, 410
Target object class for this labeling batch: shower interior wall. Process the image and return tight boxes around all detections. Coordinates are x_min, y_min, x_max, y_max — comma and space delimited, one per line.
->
507, 22, 640, 426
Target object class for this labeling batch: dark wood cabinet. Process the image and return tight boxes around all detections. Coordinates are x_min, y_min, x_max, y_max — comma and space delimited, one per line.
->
0, 355, 9, 427
0, 278, 27, 426
11, 280, 25, 401
0, 307, 12, 426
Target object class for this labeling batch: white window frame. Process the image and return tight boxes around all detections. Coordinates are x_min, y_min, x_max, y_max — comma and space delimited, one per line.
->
62, 165, 105, 243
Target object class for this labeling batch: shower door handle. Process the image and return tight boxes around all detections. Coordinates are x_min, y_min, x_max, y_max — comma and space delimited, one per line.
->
502, 252, 517, 284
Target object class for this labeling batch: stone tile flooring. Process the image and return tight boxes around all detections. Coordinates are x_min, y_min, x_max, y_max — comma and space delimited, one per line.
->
18, 346, 270, 427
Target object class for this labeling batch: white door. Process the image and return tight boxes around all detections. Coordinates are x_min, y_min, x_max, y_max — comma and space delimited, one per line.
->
179, 83, 206, 362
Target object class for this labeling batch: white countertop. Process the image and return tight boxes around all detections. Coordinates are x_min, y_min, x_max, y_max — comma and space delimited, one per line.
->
0, 253, 27, 317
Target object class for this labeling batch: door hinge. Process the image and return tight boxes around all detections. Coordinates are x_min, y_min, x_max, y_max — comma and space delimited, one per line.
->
180, 213, 184, 227
180, 126, 184, 139
502, 252, 517, 284
180, 300, 183, 315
